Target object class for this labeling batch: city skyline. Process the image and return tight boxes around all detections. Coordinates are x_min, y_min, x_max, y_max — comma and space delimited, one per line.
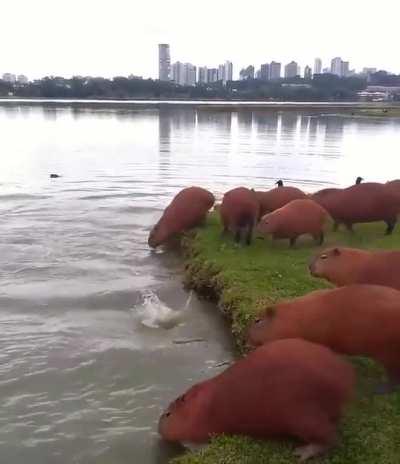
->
0, 0, 399, 80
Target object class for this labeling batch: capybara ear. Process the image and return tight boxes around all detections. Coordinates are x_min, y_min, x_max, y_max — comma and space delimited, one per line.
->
333, 248, 341, 256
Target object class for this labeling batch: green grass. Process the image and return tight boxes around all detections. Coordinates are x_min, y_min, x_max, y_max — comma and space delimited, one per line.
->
174, 214, 400, 464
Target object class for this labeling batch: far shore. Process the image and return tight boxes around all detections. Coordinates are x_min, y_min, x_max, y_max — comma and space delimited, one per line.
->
1, 97, 400, 112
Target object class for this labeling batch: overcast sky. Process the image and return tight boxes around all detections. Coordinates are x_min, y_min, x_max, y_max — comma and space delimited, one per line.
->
1, 0, 399, 80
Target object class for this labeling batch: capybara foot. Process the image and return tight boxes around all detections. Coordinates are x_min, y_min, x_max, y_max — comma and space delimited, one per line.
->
294, 443, 329, 462
345, 223, 354, 233
289, 237, 297, 248
385, 221, 396, 235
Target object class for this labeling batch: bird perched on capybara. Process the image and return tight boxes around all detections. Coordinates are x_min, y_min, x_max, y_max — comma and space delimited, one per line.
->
309, 247, 400, 290
255, 185, 307, 218
312, 182, 400, 234
257, 199, 330, 247
158, 338, 354, 461
247, 284, 400, 393
220, 187, 259, 245
148, 187, 215, 248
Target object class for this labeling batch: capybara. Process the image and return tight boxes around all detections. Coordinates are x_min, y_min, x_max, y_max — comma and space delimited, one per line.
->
257, 199, 330, 247
148, 187, 215, 248
247, 284, 400, 393
312, 182, 400, 234
158, 338, 354, 461
386, 179, 400, 197
220, 187, 259, 245
309, 247, 400, 290
256, 186, 307, 217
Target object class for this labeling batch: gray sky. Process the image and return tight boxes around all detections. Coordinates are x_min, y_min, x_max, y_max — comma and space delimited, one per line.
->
1, 0, 399, 80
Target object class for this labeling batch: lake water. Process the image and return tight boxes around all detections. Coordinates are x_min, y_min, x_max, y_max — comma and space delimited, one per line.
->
1, 103, 400, 464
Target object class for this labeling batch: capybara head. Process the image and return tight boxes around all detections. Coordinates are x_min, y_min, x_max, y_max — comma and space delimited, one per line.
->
158, 383, 210, 443
148, 221, 169, 248
247, 307, 276, 347
257, 212, 279, 236
355, 176, 364, 185
276, 180, 284, 187
309, 247, 342, 278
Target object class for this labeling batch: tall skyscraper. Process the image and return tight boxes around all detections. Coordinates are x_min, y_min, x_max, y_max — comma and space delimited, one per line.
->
331, 57, 343, 76
269, 61, 281, 80
314, 58, 322, 74
198, 66, 208, 84
341, 61, 349, 77
158, 44, 171, 81
260, 63, 270, 81
284, 61, 298, 78
207, 68, 219, 83
224, 61, 233, 83
218, 64, 225, 82
172, 61, 184, 85
304, 65, 312, 80
184, 63, 197, 86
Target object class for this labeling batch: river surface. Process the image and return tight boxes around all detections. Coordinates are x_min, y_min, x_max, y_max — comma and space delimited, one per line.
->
1, 103, 400, 464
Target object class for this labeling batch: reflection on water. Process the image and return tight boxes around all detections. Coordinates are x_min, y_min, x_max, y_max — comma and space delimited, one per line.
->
0, 103, 400, 464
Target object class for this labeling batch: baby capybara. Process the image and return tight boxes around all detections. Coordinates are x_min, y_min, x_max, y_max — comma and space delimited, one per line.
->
256, 186, 307, 217
148, 187, 215, 248
309, 247, 400, 290
220, 187, 259, 245
158, 338, 354, 461
247, 284, 400, 393
257, 199, 330, 247
312, 182, 400, 234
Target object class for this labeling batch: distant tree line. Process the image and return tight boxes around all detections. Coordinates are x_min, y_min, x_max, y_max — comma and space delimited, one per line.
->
1, 72, 400, 101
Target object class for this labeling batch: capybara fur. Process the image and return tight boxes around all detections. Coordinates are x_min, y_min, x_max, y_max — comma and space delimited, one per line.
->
310, 247, 400, 290
220, 187, 259, 245
312, 182, 400, 234
257, 199, 330, 247
247, 284, 400, 393
385, 179, 400, 197
256, 186, 307, 218
148, 187, 215, 248
158, 338, 354, 461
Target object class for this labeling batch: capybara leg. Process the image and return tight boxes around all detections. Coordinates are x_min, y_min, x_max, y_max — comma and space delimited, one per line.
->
289, 237, 297, 248
294, 443, 330, 462
245, 224, 254, 246
234, 229, 241, 244
345, 223, 354, 233
313, 232, 324, 245
385, 219, 396, 235
332, 222, 339, 232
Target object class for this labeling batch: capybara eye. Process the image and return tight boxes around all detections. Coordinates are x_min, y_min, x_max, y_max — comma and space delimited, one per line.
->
255, 318, 262, 324
320, 254, 328, 260
165, 412, 171, 418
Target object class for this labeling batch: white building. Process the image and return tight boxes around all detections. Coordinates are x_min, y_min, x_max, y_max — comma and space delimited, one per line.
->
269, 61, 281, 80
172, 62, 196, 86
224, 61, 233, 83
17, 74, 29, 84
284, 61, 298, 78
158, 44, 171, 81
314, 58, 322, 74
2, 73, 16, 83
304, 65, 312, 80
198, 66, 208, 84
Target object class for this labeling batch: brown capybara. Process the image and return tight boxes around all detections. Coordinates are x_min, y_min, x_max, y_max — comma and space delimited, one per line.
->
148, 187, 215, 248
257, 199, 330, 247
247, 284, 400, 393
256, 186, 307, 218
312, 182, 400, 234
220, 187, 259, 245
309, 247, 400, 290
385, 179, 400, 197
158, 338, 354, 461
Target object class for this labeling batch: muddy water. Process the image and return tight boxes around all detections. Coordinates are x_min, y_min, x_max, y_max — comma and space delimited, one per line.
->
1, 103, 400, 463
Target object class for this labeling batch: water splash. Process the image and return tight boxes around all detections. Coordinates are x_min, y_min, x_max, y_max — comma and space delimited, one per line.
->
134, 290, 193, 330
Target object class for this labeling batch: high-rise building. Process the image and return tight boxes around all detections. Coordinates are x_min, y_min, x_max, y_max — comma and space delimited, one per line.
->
322, 67, 330, 74
218, 64, 225, 82
239, 65, 255, 80
341, 61, 349, 77
172, 61, 185, 85
184, 63, 197, 86
314, 58, 322, 74
331, 57, 343, 76
158, 44, 171, 81
198, 66, 208, 84
284, 61, 298, 79
207, 68, 219, 83
304, 65, 312, 80
269, 61, 281, 80
260, 63, 270, 81
224, 61, 233, 83
2, 73, 16, 83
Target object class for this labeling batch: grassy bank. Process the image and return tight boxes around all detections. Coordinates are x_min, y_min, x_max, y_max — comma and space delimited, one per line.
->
174, 213, 400, 464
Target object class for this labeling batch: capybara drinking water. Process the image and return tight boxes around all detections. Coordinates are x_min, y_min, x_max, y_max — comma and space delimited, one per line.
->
148, 187, 215, 248
220, 187, 259, 245
256, 185, 307, 217
309, 247, 400, 290
158, 338, 354, 461
312, 182, 400, 234
257, 199, 330, 247
247, 284, 400, 393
